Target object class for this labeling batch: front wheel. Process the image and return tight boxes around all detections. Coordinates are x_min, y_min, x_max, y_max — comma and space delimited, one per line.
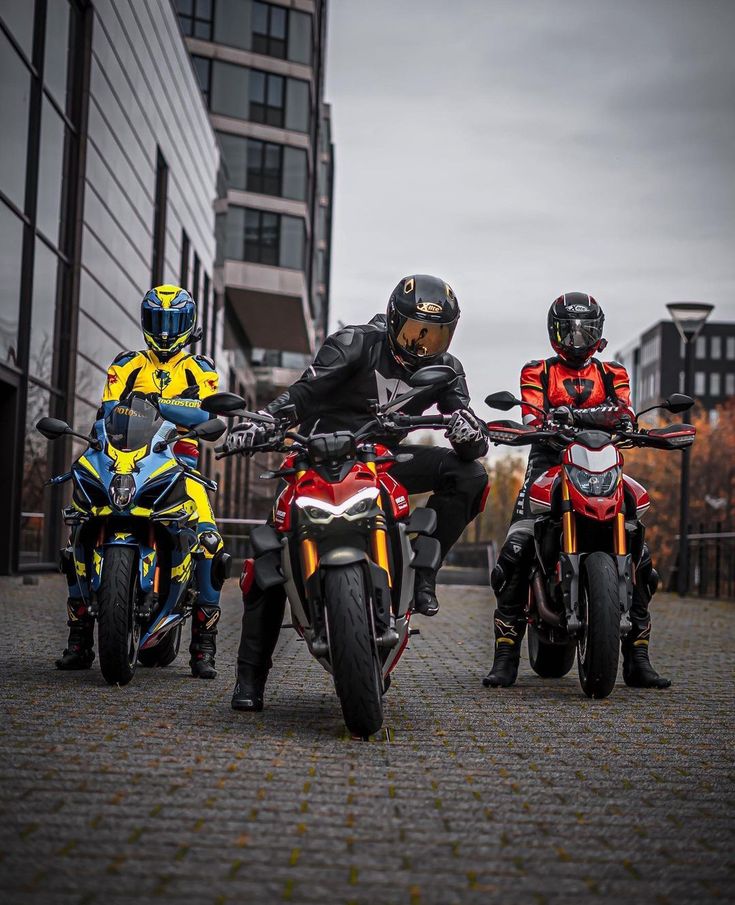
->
138, 623, 182, 668
97, 545, 141, 686
324, 564, 384, 738
528, 625, 576, 678
577, 552, 620, 699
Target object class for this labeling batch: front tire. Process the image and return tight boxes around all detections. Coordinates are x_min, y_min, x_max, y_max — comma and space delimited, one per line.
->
528, 625, 576, 678
577, 552, 620, 699
138, 623, 182, 668
324, 564, 384, 738
97, 546, 140, 686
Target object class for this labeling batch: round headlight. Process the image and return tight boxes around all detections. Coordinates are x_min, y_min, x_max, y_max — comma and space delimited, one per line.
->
568, 465, 620, 497
110, 473, 136, 509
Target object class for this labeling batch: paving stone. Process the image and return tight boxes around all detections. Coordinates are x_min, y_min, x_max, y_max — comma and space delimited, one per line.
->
0, 575, 733, 904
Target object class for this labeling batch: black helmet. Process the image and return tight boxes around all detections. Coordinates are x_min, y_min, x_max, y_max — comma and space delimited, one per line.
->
387, 274, 460, 370
547, 292, 606, 366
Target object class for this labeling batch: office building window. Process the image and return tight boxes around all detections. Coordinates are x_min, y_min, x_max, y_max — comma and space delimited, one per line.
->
249, 69, 284, 126
192, 55, 211, 104
710, 372, 721, 396
695, 335, 706, 359
694, 372, 705, 396
217, 132, 308, 200
0, 200, 24, 368
252, 2, 287, 59
225, 206, 304, 269
151, 148, 168, 284
211, 0, 312, 64
711, 335, 721, 359
288, 10, 312, 64
205, 60, 310, 132
176, 0, 214, 40
726, 337, 735, 360
726, 373, 735, 396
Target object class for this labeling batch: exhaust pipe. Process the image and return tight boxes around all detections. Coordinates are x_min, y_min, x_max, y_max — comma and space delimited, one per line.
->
531, 571, 561, 626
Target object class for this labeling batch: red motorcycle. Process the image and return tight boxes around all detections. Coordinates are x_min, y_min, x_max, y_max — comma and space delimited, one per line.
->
485, 390, 695, 698
203, 367, 456, 737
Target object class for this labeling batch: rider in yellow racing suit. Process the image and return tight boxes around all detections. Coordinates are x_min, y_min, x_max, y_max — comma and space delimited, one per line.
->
56, 285, 227, 678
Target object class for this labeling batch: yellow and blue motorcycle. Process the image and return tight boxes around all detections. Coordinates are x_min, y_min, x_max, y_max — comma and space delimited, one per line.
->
37, 394, 226, 685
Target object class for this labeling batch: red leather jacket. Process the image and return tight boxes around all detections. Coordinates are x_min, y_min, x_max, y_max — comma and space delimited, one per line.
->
520, 356, 634, 428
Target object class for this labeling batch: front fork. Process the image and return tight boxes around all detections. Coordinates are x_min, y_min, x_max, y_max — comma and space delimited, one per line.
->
559, 471, 633, 636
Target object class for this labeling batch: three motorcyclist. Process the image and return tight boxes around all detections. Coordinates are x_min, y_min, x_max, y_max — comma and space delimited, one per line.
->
56, 285, 228, 679
54, 280, 673, 698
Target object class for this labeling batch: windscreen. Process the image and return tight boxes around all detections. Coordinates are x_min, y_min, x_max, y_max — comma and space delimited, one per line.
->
104, 397, 163, 451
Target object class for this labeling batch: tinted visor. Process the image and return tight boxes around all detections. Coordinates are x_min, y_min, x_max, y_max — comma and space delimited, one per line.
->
396, 316, 456, 360
554, 317, 603, 352
141, 306, 195, 348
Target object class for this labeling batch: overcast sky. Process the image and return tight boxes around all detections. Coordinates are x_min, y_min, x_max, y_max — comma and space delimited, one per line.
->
325, 0, 735, 412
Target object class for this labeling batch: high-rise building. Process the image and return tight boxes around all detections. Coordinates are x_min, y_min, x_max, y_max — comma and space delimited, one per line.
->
616, 319, 735, 414
0, 0, 230, 573
175, 0, 334, 518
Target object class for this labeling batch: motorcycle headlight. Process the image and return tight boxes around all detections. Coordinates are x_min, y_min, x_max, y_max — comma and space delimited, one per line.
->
567, 465, 620, 497
110, 473, 136, 509
296, 488, 379, 524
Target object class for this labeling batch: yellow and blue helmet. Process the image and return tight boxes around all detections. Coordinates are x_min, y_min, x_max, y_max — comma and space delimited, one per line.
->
141, 285, 197, 360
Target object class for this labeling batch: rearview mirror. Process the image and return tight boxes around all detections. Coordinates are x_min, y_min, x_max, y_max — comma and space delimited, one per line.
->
408, 365, 458, 389
193, 418, 227, 441
663, 393, 694, 414
484, 391, 520, 412
200, 392, 247, 414
36, 417, 71, 440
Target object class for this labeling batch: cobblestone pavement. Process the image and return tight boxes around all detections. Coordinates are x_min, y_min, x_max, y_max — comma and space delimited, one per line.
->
0, 574, 733, 905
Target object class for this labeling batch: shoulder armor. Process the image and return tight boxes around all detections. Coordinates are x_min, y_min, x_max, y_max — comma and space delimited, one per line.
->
111, 350, 140, 367
605, 360, 625, 369
525, 359, 542, 368
192, 354, 216, 372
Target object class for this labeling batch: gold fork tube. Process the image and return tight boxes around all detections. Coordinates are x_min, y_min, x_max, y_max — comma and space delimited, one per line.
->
561, 471, 577, 554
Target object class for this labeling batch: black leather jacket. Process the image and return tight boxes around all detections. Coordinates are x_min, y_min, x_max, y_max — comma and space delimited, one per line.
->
265, 315, 488, 461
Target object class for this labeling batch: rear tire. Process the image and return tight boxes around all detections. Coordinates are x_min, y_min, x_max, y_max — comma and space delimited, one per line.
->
97, 546, 140, 686
324, 564, 384, 738
528, 625, 576, 678
138, 623, 182, 668
577, 552, 620, 699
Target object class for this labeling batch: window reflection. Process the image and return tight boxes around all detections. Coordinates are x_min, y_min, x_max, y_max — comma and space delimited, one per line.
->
36, 98, 67, 246
44, 0, 72, 111
0, 32, 31, 212
0, 201, 24, 368
20, 381, 53, 565
30, 240, 62, 386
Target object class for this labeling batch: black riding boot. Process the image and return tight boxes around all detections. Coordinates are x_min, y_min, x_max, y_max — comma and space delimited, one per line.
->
232, 586, 286, 711
413, 568, 439, 617
483, 614, 527, 687
56, 600, 95, 670
190, 604, 220, 679
622, 621, 671, 689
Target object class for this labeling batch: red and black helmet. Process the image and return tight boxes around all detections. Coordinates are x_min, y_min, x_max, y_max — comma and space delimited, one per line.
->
387, 274, 460, 371
547, 292, 606, 367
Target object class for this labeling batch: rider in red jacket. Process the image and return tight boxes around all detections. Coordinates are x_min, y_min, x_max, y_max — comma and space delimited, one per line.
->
483, 292, 670, 690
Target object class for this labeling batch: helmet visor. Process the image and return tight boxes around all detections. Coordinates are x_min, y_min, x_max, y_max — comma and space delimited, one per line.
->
396, 317, 456, 360
554, 318, 603, 352
141, 306, 195, 348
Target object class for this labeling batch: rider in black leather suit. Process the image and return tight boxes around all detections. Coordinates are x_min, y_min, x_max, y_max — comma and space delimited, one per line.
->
227, 275, 489, 711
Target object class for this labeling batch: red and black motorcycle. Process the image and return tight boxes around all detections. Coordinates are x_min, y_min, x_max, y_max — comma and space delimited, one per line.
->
203, 367, 456, 737
485, 390, 695, 698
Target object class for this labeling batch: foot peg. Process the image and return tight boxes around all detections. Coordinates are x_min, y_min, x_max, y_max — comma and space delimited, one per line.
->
310, 635, 329, 657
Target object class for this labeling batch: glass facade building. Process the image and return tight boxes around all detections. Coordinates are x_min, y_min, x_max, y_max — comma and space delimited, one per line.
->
175, 0, 334, 520
0, 0, 223, 572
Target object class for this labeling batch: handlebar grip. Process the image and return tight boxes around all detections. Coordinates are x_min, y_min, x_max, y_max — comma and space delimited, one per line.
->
401, 414, 452, 427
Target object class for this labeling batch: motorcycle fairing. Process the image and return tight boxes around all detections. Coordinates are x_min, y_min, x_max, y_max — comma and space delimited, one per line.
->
623, 474, 650, 518
529, 466, 561, 513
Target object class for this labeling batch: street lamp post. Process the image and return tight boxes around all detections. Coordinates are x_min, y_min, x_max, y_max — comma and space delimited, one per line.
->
667, 302, 714, 597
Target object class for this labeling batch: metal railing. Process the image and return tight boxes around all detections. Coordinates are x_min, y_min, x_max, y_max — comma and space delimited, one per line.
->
217, 517, 265, 562
682, 531, 735, 599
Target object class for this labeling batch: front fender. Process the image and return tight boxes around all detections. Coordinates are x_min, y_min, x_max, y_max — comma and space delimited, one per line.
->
319, 547, 368, 567
90, 537, 155, 594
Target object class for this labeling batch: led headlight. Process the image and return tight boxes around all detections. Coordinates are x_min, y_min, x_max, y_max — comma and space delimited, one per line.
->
567, 465, 620, 497
110, 473, 136, 509
296, 488, 380, 524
